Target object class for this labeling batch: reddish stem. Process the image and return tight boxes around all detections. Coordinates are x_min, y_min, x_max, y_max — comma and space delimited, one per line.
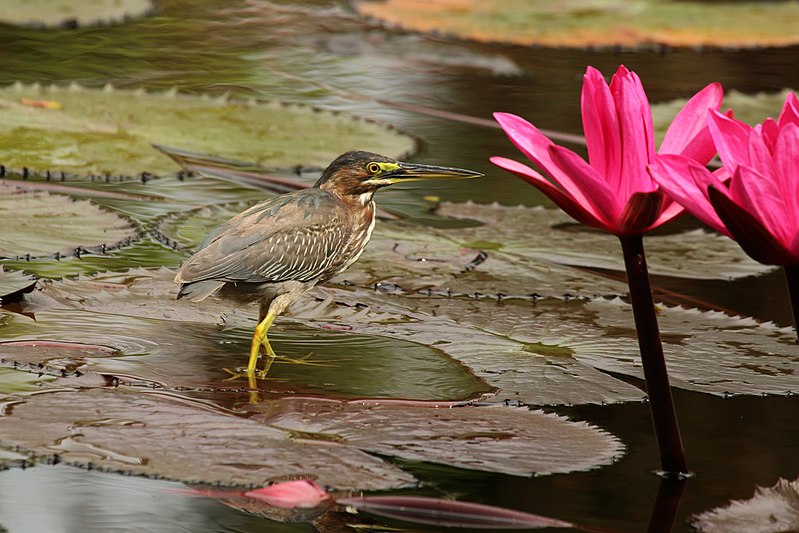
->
618, 235, 688, 476
784, 265, 799, 343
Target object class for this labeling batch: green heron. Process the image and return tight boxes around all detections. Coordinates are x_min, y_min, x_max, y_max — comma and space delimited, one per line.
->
175, 151, 481, 377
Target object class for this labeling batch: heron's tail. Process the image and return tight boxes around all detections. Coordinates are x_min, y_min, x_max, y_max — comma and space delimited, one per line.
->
177, 280, 225, 302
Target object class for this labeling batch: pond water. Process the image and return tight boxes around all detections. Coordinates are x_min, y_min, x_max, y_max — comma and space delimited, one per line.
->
1, 1, 798, 532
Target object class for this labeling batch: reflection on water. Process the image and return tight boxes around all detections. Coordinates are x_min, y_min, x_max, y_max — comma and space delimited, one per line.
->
0, 465, 310, 533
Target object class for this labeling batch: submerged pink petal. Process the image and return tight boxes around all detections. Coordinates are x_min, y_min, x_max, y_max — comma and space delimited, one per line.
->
581, 66, 621, 186
730, 165, 792, 248
708, 110, 753, 171
777, 91, 799, 129
659, 82, 723, 164
489, 156, 608, 230
647, 154, 730, 235
244, 480, 331, 509
611, 68, 656, 200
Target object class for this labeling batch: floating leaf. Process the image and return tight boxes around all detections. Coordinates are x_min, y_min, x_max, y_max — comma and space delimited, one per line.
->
354, 0, 799, 49
7, 265, 798, 406
337, 495, 573, 529
0, 185, 136, 259
434, 202, 772, 281
0, 387, 417, 490
0, 387, 622, 489
0, 0, 154, 28
0, 83, 415, 176
3, 269, 491, 400
693, 477, 799, 533
0, 268, 36, 304
250, 398, 624, 477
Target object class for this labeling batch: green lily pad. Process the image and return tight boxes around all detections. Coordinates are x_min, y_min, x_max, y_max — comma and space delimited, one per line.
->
0, 268, 36, 304
693, 477, 799, 533
0, 184, 136, 260
249, 398, 623, 477
0, 0, 154, 28
0, 83, 415, 176
355, 0, 799, 49
435, 202, 772, 281
13, 267, 799, 406
0, 387, 622, 489
2, 269, 492, 401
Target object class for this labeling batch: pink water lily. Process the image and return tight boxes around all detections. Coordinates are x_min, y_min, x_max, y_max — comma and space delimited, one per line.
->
490, 65, 723, 236
649, 92, 799, 265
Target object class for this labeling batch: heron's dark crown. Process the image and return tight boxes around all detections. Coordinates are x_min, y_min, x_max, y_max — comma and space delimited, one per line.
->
313, 151, 397, 198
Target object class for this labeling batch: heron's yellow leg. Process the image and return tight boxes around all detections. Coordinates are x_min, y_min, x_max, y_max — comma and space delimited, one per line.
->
248, 310, 276, 375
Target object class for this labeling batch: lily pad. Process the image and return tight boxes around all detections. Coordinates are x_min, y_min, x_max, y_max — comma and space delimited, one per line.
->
0, 83, 415, 176
434, 202, 771, 281
0, 184, 136, 260
250, 398, 623, 477
0, 268, 36, 304
11, 267, 798, 405
0, 387, 418, 490
2, 269, 492, 401
354, 0, 799, 49
0, 384, 623, 487
693, 477, 799, 533
0, 0, 154, 28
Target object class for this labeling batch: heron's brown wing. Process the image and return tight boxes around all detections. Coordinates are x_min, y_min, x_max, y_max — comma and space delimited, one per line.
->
176, 189, 351, 284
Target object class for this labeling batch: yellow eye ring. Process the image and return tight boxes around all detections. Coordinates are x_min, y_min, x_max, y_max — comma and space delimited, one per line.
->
367, 162, 381, 174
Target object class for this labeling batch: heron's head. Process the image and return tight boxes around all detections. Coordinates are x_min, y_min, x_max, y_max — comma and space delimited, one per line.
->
314, 151, 482, 203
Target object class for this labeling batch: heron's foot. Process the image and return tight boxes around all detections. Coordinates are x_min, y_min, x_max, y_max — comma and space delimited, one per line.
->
222, 365, 272, 381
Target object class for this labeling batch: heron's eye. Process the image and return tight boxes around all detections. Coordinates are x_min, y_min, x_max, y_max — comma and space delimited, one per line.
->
367, 162, 381, 174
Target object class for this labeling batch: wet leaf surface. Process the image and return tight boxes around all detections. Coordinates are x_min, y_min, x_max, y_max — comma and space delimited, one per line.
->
0, 387, 418, 491
434, 202, 772, 281
1, 269, 492, 400
693, 477, 799, 533
0, 386, 622, 489
0, 267, 36, 303
0, 184, 136, 259
249, 398, 623, 477
7, 268, 797, 407
355, 0, 799, 49
0, 0, 154, 28
0, 83, 415, 176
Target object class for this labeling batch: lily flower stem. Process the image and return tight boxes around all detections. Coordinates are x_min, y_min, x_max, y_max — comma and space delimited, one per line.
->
619, 234, 688, 476
784, 265, 799, 343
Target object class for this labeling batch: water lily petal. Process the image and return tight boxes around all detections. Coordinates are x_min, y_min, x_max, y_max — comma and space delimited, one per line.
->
773, 123, 799, 239
708, 185, 797, 265
617, 191, 664, 235
659, 82, 723, 164
650, 199, 685, 229
708, 110, 752, 171
777, 91, 799, 129
760, 118, 780, 153
611, 67, 656, 201
494, 112, 602, 214
547, 144, 621, 226
243, 480, 331, 509
489, 156, 606, 229
647, 154, 730, 235
729, 165, 792, 250
746, 127, 777, 181
581, 66, 622, 187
